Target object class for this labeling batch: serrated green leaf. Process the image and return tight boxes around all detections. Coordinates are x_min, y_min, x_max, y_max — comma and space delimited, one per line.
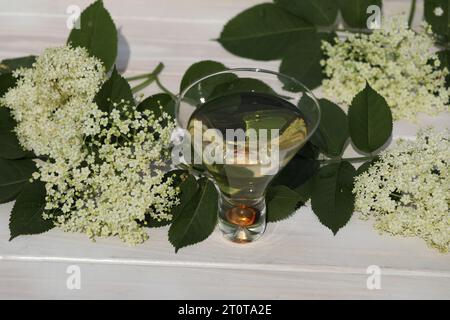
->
272, 142, 320, 190
311, 161, 356, 235
266, 185, 303, 222
425, 0, 449, 40
275, 0, 338, 26
0, 158, 36, 204
348, 83, 392, 154
95, 67, 134, 113
303, 97, 349, 157
9, 181, 54, 240
279, 32, 335, 91
0, 108, 31, 160
169, 178, 218, 252
67, 0, 118, 71
338, 0, 383, 29
294, 179, 313, 203
180, 60, 236, 97
171, 174, 199, 216
137, 93, 175, 119
0, 56, 36, 74
218, 3, 315, 60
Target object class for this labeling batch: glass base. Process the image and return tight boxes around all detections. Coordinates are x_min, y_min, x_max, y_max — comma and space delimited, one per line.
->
218, 195, 266, 243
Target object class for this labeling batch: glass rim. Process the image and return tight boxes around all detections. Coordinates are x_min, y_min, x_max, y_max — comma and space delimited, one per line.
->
175, 67, 321, 141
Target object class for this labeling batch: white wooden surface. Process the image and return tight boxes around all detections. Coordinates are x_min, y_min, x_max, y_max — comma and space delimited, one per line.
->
1, 0, 449, 300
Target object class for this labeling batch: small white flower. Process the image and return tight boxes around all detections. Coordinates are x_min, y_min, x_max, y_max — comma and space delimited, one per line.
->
434, 7, 444, 17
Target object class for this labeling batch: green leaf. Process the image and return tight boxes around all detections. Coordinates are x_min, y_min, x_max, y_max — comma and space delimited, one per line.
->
305, 97, 349, 157
294, 179, 313, 203
218, 3, 315, 60
266, 185, 303, 222
137, 93, 176, 119
9, 181, 54, 240
338, 0, 382, 29
279, 32, 335, 91
169, 178, 218, 252
0, 108, 31, 160
425, 0, 449, 40
144, 170, 190, 228
0, 158, 36, 204
311, 161, 356, 235
348, 83, 392, 154
67, 0, 118, 71
0, 73, 16, 97
171, 174, 199, 216
94, 67, 134, 113
272, 142, 320, 190
274, 0, 338, 26
0, 56, 36, 74
180, 61, 237, 103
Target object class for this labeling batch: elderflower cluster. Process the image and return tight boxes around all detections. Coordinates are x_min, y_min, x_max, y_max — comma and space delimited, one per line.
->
36, 104, 178, 244
321, 15, 450, 121
353, 128, 450, 253
1, 45, 105, 163
1, 45, 179, 245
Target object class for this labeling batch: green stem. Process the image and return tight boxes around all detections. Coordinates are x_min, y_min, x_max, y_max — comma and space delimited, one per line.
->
155, 77, 177, 99
127, 73, 153, 82
320, 156, 375, 165
131, 77, 156, 94
126, 62, 164, 81
408, 0, 417, 27
130, 63, 165, 94
323, 27, 373, 34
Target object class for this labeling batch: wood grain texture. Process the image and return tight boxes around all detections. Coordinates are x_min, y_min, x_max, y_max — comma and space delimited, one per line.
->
0, 0, 449, 300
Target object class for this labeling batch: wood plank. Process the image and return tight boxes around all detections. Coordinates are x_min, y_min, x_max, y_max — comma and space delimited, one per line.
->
0, 260, 448, 299
1, 202, 449, 273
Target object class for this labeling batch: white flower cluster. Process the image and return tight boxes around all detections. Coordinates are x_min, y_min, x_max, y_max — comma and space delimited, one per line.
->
321, 15, 450, 121
37, 104, 178, 244
353, 128, 450, 253
1, 45, 105, 163
1, 46, 179, 244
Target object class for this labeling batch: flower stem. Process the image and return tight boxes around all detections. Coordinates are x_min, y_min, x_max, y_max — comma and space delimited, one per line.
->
324, 27, 373, 35
320, 156, 375, 165
131, 77, 156, 94
129, 63, 165, 94
126, 62, 164, 81
408, 0, 417, 27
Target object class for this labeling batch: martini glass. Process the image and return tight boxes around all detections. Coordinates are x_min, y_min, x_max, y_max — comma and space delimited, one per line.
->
175, 68, 320, 243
